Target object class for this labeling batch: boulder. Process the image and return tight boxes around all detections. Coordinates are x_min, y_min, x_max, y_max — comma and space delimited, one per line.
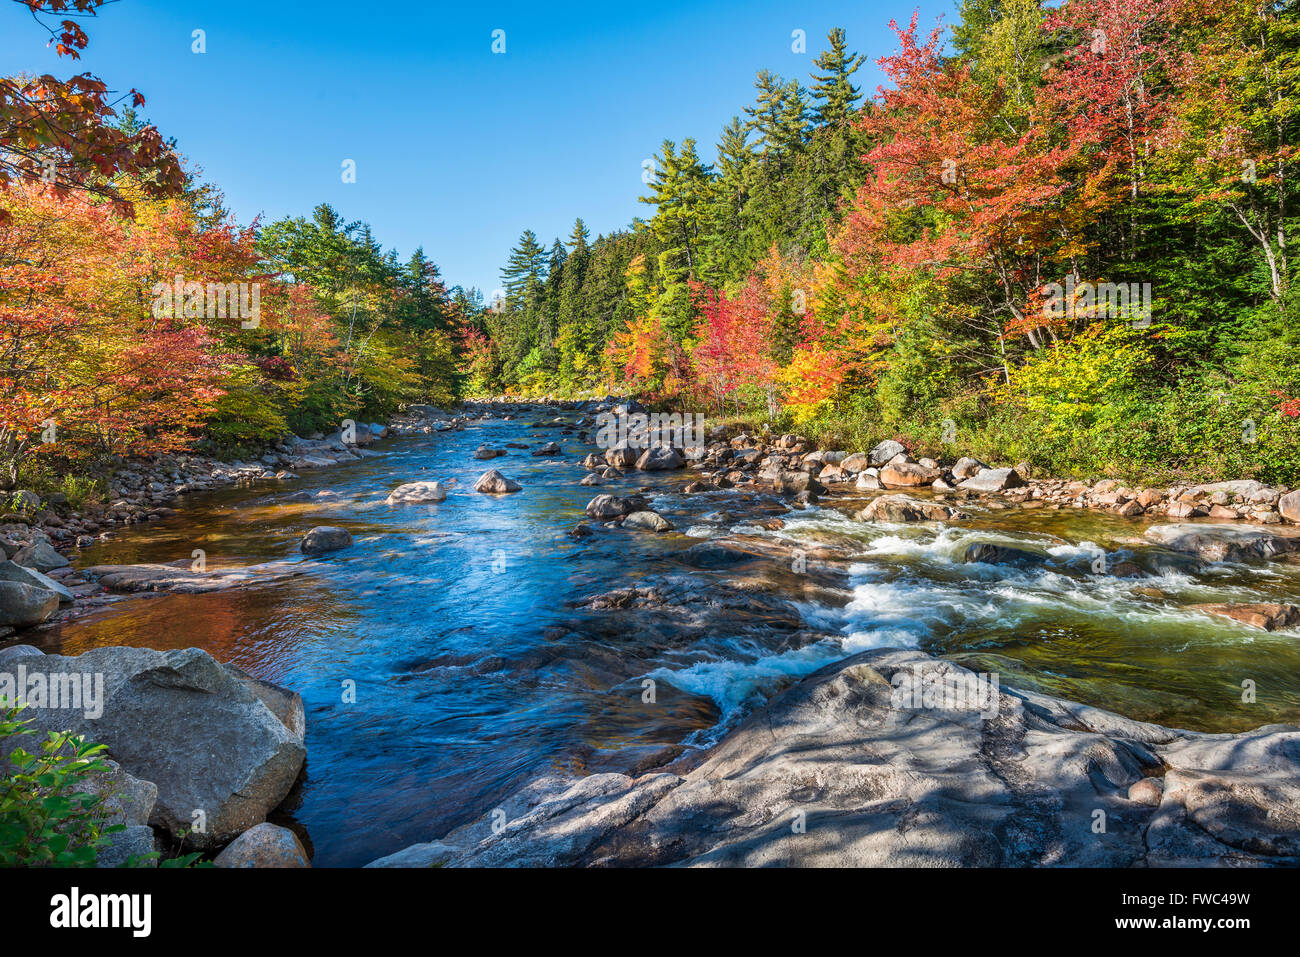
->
1143, 523, 1300, 563
300, 526, 353, 555
635, 446, 685, 471
0, 581, 60, 627
951, 457, 988, 480
957, 467, 1026, 492
857, 495, 970, 523
1, 646, 306, 849
580, 472, 604, 486
880, 462, 941, 488
473, 445, 505, 460
621, 511, 675, 532
532, 442, 562, 457
0, 559, 72, 604
840, 452, 868, 473
473, 469, 522, 494
604, 444, 639, 469
386, 481, 448, 505
213, 823, 310, 868
1280, 490, 1300, 524
963, 542, 1047, 566
867, 440, 906, 466
585, 494, 647, 521
855, 471, 882, 491
12, 540, 69, 572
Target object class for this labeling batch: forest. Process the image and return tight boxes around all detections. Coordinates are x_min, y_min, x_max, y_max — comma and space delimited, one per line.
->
472, 0, 1300, 483
2, 0, 1298, 497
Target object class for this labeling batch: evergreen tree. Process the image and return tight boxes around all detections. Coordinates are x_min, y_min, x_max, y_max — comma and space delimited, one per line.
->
810, 28, 866, 126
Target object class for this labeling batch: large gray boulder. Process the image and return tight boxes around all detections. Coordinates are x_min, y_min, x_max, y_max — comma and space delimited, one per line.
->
0, 580, 60, 627
867, 440, 906, 467
12, 540, 69, 572
400, 650, 1300, 868
0, 559, 72, 604
635, 446, 684, 471
0, 646, 306, 850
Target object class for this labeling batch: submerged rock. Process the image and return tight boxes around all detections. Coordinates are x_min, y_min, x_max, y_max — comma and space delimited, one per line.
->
1194, 603, 1300, 632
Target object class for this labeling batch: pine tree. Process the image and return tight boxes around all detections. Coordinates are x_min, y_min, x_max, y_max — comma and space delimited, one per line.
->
501, 229, 547, 306
810, 28, 866, 126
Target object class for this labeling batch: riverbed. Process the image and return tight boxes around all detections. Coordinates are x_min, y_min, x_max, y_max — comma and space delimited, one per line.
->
31, 412, 1300, 866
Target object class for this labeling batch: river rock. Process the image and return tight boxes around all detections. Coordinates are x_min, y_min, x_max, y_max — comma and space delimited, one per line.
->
604, 444, 639, 469
636, 446, 685, 471
1143, 523, 1300, 563
957, 467, 1026, 492
1, 646, 306, 849
622, 511, 674, 532
867, 440, 906, 466
963, 542, 1047, 566
580, 472, 604, 486
300, 526, 353, 555
213, 823, 310, 868
473, 469, 522, 494
0, 581, 60, 627
12, 540, 69, 572
585, 494, 646, 520
403, 649, 1300, 867
1280, 490, 1300, 524
0, 559, 72, 604
532, 442, 562, 456
386, 481, 448, 504
473, 445, 505, 460
951, 457, 987, 480
858, 495, 970, 523
880, 462, 941, 488
1194, 603, 1300, 632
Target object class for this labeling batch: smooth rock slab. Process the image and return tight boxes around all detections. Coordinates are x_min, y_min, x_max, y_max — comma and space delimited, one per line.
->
403, 650, 1300, 868
957, 467, 1026, 492
1144, 523, 1300, 563
857, 495, 970, 523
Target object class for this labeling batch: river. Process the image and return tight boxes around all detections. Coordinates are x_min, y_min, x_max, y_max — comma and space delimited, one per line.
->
32, 411, 1300, 866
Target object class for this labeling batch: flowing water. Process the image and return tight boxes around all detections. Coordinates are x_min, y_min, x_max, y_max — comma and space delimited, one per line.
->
27, 414, 1300, 866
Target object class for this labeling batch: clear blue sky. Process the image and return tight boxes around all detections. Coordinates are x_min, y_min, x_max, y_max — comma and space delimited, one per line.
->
2, 0, 954, 297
